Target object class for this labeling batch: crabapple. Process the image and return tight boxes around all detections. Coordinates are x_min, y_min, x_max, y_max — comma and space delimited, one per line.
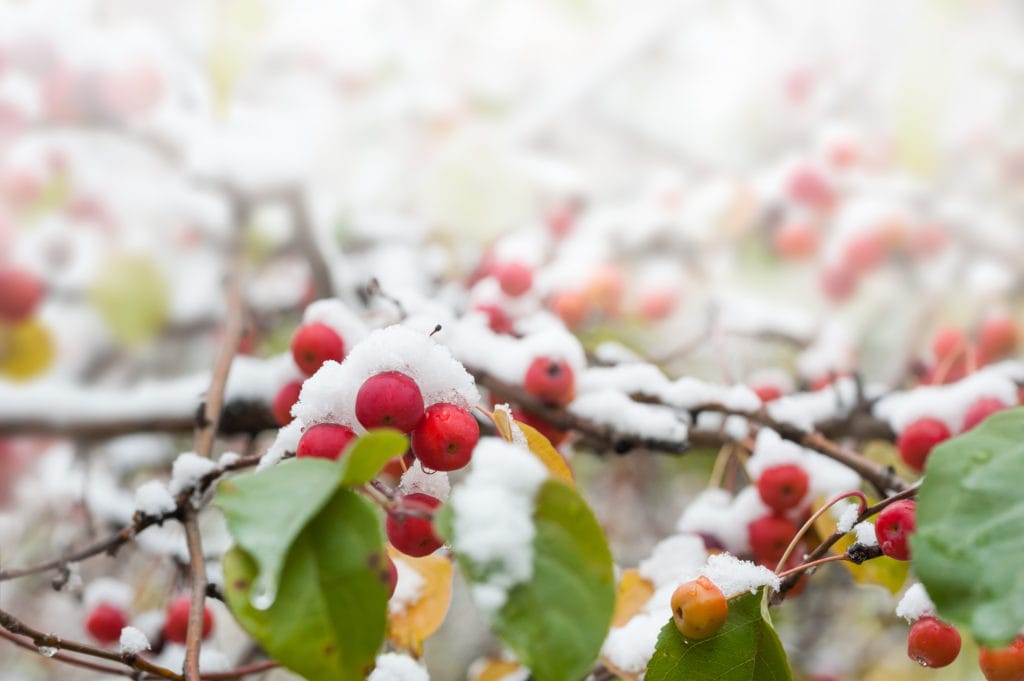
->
842, 233, 885, 274
748, 515, 799, 566
907, 616, 961, 668
271, 381, 302, 426
820, 266, 857, 303
523, 357, 575, 406
411, 403, 479, 471
897, 417, 951, 472
756, 464, 809, 513
978, 315, 1018, 363
164, 595, 213, 644
474, 304, 514, 334
788, 164, 835, 212
932, 326, 966, 363
979, 636, 1024, 681
773, 222, 819, 260
84, 603, 127, 645
356, 371, 425, 432
386, 493, 443, 557
752, 384, 783, 403
637, 289, 678, 321
585, 264, 625, 315
875, 500, 916, 561
290, 322, 345, 376
0, 265, 44, 322
296, 423, 357, 461
494, 261, 533, 297
670, 576, 728, 640
549, 289, 589, 328
963, 397, 1008, 431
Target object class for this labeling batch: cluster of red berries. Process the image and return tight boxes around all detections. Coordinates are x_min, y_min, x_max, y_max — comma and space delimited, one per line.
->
745, 463, 810, 574
922, 320, 1019, 385
904, 613, 1024, 677
898, 393, 1012, 472
85, 594, 213, 647
271, 321, 350, 427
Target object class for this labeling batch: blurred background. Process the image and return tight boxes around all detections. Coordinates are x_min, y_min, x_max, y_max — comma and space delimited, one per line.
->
2, 0, 1023, 679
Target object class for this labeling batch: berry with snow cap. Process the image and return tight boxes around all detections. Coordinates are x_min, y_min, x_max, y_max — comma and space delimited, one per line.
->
291, 322, 345, 376
296, 423, 357, 461
748, 515, 799, 567
85, 603, 128, 645
356, 371, 425, 433
411, 403, 479, 471
907, 616, 961, 668
271, 381, 302, 426
670, 576, 728, 640
756, 464, 809, 513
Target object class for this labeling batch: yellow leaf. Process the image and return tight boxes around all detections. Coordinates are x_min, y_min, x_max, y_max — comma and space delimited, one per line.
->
489, 408, 574, 486
387, 548, 454, 656
0, 319, 54, 381
469, 659, 522, 681
517, 421, 574, 486
612, 568, 655, 627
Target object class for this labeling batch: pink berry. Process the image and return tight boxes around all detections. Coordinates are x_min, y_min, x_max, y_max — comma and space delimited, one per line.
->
748, 515, 799, 567
907, 616, 961, 668
271, 381, 302, 426
164, 595, 213, 644
842, 233, 885, 274
494, 261, 533, 297
932, 326, 966, 363
356, 371, 425, 433
85, 603, 127, 645
963, 397, 1008, 431
411, 403, 479, 471
386, 493, 443, 557
290, 323, 345, 376
773, 222, 819, 260
788, 165, 835, 211
0, 265, 44, 322
756, 464, 809, 513
475, 304, 514, 334
296, 423, 357, 461
875, 499, 916, 561
897, 418, 951, 472
820, 266, 857, 302
978, 315, 1018, 364
752, 384, 784, 403
523, 357, 575, 406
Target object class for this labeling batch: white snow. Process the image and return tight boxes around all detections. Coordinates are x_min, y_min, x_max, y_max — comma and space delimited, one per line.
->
896, 583, 936, 622
835, 502, 860, 534
367, 652, 430, 681
260, 419, 303, 469
494, 403, 529, 447
118, 626, 151, 655
83, 578, 133, 611
301, 298, 369, 349
568, 390, 688, 444
853, 521, 878, 547
447, 319, 587, 388
167, 452, 218, 496
399, 460, 451, 500
134, 480, 177, 517
637, 534, 707, 589
389, 557, 427, 615
449, 438, 548, 616
601, 613, 664, 674
700, 553, 780, 598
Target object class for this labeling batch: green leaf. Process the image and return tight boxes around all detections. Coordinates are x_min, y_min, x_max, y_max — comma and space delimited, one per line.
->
646, 590, 791, 681
338, 429, 408, 486
913, 406, 1024, 646
223, 488, 389, 681
216, 458, 344, 606
439, 480, 615, 681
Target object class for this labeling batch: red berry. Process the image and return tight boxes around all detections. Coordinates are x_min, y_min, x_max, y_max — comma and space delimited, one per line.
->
963, 397, 1008, 431
411, 403, 479, 472
636, 289, 677, 321
979, 636, 1024, 681
907, 616, 961, 668
0, 265, 44, 322
842, 233, 886, 274
897, 418, 951, 472
932, 326, 966, 363
748, 515, 799, 566
356, 371, 425, 433
773, 222, 819, 260
523, 357, 575, 406
875, 499, 916, 561
494, 262, 533, 297
84, 603, 127, 645
290, 323, 345, 376
271, 381, 302, 426
386, 493, 443, 557
820, 266, 857, 302
549, 290, 589, 328
757, 465, 810, 513
670, 576, 729, 640
475, 304, 514, 334
978, 316, 1018, 363
386, 555, 398, 599
752, 384, 783, 403
163, 595, 213, 644
296, 423, 357, 461
788, 165, 835, 211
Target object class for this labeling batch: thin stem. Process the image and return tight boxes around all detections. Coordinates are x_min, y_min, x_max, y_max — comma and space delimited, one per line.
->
775, 553, 849, 580
775, 490, 868, 574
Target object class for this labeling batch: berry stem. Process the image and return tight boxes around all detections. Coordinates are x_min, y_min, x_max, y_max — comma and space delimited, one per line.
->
774, 490, 868, 574
775, 553, 849, 579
